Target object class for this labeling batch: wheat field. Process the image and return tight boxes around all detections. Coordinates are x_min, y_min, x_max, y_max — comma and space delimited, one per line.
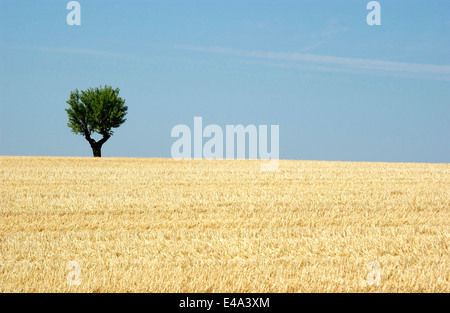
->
0, 156, 448, 292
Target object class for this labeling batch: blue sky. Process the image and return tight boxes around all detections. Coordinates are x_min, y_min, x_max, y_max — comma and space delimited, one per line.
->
0, 0, 449, 162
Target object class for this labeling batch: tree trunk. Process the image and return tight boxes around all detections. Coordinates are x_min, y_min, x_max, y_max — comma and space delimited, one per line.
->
92, 144, 102, 157
84, 131, 109, 158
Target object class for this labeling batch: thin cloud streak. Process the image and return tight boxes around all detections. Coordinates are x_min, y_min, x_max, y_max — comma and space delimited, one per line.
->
176, 45, 450, 79
24, 45, 450, 80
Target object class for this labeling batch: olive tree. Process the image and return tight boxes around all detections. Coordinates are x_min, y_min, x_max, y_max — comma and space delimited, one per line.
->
66, 85, 128, 157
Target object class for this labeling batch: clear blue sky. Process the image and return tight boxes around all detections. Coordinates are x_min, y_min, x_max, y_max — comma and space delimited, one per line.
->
0, 0, 449, 162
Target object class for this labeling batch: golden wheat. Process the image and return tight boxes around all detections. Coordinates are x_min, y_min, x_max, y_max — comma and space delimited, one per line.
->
0, 156, 448, 292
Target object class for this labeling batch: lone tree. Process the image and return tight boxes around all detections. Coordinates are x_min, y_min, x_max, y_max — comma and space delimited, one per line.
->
66, 85, 128, 157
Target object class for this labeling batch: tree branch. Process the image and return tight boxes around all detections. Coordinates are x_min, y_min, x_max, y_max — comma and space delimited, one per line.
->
84, 128, 96, 146
97, 134, 111, 146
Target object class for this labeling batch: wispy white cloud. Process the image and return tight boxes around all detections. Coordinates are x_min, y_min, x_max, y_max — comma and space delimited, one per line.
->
175, 45, 450, 80
24, 44, 450, 80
